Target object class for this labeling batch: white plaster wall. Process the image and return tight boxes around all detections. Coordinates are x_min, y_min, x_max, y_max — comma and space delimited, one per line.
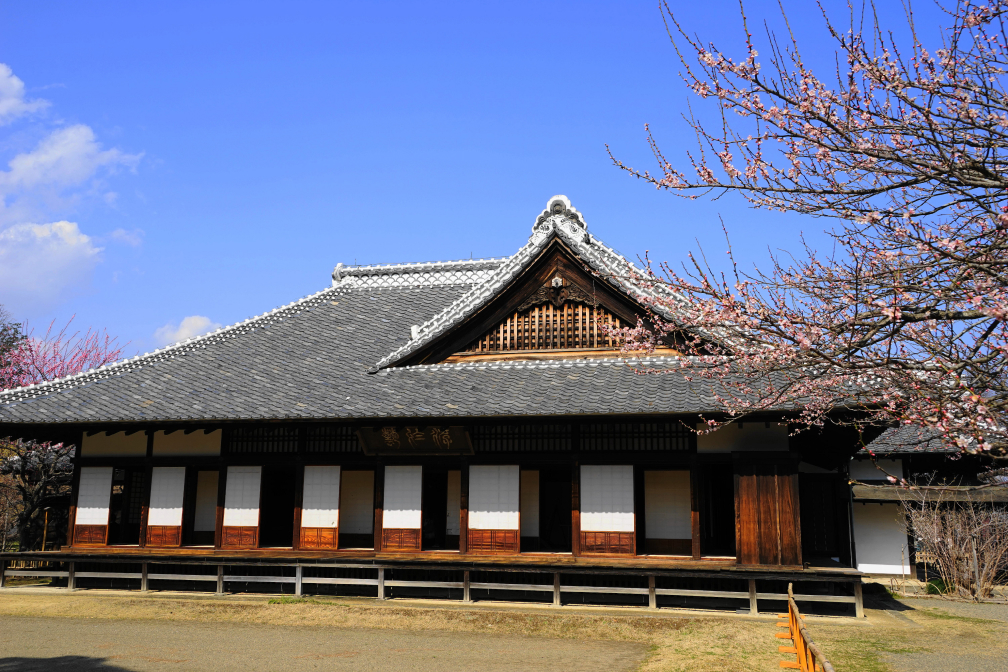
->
81, 432, 147, 457
153, 430, 221, 456
850, 458, 904, 482
193, 471, 218, 533
301, 465, 341, 528
383, 466, 422, 529
644, 470, 691, 539
339, 471, 374, 535
148, 467, 186, 526
580, 465, 635, 532
521, 470, 540, 537
469, 465, 520, 530
853, 502, 911, 575
697, 423, 788, 453
223, 466, 261, 527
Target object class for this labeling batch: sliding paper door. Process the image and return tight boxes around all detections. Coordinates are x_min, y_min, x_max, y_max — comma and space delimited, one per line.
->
468, 465, 520, 554
222, 466, 261, 548
147, 467, 186, 547
580, 465, 635, 555
300, 465, 340, 549
74, 467, 113, 546
382, 466, 422, 551
643, 470, 691, 555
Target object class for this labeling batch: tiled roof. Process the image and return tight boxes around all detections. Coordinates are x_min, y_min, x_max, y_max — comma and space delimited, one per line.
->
0, 198, 732, 425
860, 425, 956, 454
373, 195, 704, 371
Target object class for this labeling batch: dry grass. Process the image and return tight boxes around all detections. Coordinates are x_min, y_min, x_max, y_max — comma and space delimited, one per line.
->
0, 590, 1006, 671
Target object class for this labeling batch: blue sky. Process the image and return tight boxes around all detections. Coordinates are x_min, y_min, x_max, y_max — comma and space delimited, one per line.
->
0, 1, 942, 355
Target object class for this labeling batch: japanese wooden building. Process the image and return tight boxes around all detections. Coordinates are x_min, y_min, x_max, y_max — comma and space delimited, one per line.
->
0, 196, 871, 613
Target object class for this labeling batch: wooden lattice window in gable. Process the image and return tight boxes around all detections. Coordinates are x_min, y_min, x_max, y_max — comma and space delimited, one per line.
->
465, 279, 623, 352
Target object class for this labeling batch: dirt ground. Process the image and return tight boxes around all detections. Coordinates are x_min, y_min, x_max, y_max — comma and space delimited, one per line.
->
0, 586, 1005, 671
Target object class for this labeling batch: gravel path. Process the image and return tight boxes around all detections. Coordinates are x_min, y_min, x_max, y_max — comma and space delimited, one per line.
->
0, 615, 647, 672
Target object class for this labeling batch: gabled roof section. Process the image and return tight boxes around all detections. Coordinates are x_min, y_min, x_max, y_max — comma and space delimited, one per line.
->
373, 195, 695, 370
0, 258, 495, 407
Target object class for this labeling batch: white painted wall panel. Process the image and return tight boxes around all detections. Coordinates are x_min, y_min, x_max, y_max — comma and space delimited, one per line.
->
301, 466, 341, 528
339, 471, 374, 535
853, 502, 911, 575
520, 470, 539, 537
193, 471, 218, 532
76, 467, 113, 525
148, 467, 186, 526
446, 470, 461, 535
580, 465, 635, 532
383, 466, 422, 529
644, 470, 691, 539
469, 465, 520, 530
223, 466, 261, 527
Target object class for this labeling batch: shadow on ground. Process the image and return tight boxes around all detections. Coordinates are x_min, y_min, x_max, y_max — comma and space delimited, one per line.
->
862, 582, 915, 611
0, 657, 130, 671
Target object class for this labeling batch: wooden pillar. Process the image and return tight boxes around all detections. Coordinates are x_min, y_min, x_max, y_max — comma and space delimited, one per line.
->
748, 578, 758, 615
690, 466, 702, 560
854, 581, 864, 618
292, 464, 304, 550
138, 466, 153, 549
373, 464, 384, 552
648, 575, 656, 609
67, 561, 76, 590
216, 565, 224, 595
295, 565, 303, 597
463, 570, 471, 603
571, 462, 581, 556
0, 559, 6, 588
553, 572, 561, 606
377, 567, 385, 600
214, 467, 227, 550
140, 562, 149, 592
66, 443, 82, 547
459, 462, 469, 554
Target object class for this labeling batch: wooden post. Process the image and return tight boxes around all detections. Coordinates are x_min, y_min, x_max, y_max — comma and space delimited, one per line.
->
571, 463, 581, 556
295, 565, 303, 597
216, 564, 223, 595
0, 559, 6, 588
67, 561, 75, 590
854, 581, 864, 618
214, 467, 227, 550
690, 466, 702, 560
141, 562, 148, 592
459, 462, 469, 554
648, 575, 656, 609
463, 570, 471, 603
292, 464, 304, 551
748, 578, 758, 615
373, 464, 384, 552
66, 443, 82, 547
377, 567, 385, 600
553, 572, 561, 606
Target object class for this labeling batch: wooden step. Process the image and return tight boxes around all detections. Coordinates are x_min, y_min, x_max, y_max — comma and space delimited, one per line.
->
775, 632, 793, 639
778, 646, 797, 653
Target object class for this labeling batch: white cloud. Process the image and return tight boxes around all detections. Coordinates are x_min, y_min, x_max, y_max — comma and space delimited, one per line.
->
0, 221, 101, 314
154, 316, 222, 347
0, 63, 49, 125
0, 124, 141, 195
108, 227, 144, 247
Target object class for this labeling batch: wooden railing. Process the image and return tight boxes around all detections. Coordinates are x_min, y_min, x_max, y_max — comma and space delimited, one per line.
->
777, 583, 836, 672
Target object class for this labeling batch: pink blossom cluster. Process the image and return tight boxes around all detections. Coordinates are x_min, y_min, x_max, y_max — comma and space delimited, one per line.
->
0, 317, 123, 391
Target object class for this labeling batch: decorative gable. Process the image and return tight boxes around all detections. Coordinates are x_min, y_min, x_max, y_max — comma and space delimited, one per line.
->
373, 195, 697, 370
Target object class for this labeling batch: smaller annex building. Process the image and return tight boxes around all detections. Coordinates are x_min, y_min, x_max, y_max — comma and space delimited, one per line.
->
1, 196, 873, 615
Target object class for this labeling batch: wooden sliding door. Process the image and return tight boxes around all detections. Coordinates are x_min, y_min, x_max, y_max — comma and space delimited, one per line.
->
300, 465, 340, 549
73, 467, 113, 546
382, 466, 422, 551
221, 466, 261, 548
146, 467, 185, 547
579, 465, 635, 555
734, 459, 801, 566
468, 465, 520, 554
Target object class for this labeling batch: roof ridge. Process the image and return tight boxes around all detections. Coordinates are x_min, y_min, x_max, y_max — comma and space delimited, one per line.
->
332, 256, 508, 282
0, 284, 341, 404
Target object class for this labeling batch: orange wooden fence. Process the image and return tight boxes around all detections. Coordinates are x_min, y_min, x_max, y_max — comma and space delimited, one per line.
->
776, 583, 835, 672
